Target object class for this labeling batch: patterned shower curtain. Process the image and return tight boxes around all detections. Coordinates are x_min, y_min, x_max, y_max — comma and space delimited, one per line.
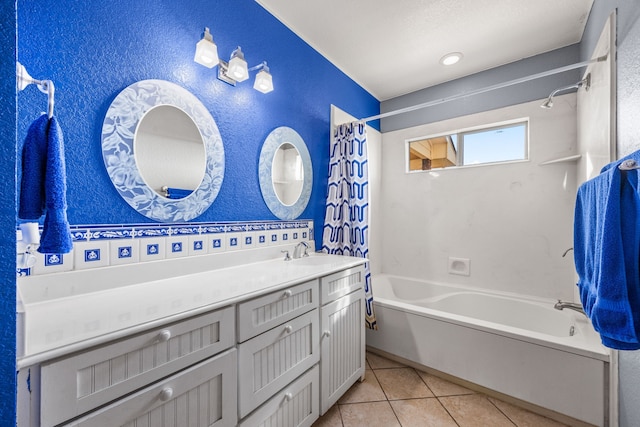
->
322, 121, 377, 329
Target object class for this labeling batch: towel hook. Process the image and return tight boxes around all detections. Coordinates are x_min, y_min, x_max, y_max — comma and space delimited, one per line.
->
618, 159, 640, 171
16, 62, 55, 119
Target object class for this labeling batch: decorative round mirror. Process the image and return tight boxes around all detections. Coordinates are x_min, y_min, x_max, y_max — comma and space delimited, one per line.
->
101, 80, 224, 222
259, 127, 312, 220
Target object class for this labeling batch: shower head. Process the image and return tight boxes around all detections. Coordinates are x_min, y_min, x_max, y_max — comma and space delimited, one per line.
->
540, 73, 591, 109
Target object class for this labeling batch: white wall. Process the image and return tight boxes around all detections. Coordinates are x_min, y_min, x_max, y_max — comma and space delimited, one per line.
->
379, 94, 578, 301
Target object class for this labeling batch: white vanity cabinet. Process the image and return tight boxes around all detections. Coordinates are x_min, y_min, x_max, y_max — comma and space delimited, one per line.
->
40, 306, 236, 427
17, 255, 367, 427
237, 280, 320, 419
66, 348, 237, 427
319, 266, 366, 414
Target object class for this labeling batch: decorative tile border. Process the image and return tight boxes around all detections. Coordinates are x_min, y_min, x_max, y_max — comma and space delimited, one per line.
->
17, 220, 313, 277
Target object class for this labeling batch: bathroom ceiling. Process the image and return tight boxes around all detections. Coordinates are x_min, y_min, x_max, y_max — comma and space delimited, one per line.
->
256, 0, 594, 101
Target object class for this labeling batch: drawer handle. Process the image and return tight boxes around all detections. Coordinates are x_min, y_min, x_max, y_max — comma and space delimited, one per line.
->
323, 330, 331, 338
158, 330, 172, 342
159, 387, 173, 401
284, 392, 293, 402
283, 289, 293, 298
284, 325, 293, 334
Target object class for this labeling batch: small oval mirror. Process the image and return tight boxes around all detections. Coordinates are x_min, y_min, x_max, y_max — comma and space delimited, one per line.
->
259, 127, 312, 220
135, 105, 206, 197
271, 142, 304, 206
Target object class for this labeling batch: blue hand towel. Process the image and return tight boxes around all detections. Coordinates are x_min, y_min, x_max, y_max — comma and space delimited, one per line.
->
574, 153, 640, 349
165, 187, 193, 199
18, 115, 73, 254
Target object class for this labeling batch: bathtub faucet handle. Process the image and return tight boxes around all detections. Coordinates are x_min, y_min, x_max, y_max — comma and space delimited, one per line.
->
281, 250, 291, 261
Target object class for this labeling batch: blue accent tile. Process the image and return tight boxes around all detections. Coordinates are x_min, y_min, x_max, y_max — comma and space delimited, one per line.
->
118, 246, 133, 259
245, 236, 252, 245
147, 244, 159, 255
283, 233, 289, 241
193, 240, 204, 251
293, 232, 298, 239
171, 242, 183, 253
303, 232, 308, 239
17, 268, 31, 277
271, 235, 278, 242
45, 254, 63, 266
212, 239, 221, 248
84, 249, 101, 262
230, 237, 238, 247
259, 235, 266, 243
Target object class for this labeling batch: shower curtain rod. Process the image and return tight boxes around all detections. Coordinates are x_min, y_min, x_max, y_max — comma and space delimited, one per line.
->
360, 55, 608, 123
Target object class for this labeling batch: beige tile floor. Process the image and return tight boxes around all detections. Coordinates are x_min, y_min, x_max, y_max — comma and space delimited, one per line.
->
312, 352, 569, 427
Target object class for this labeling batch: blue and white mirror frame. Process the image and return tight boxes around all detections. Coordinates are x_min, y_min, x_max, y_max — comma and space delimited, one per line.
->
259, 127, 312, 220
101, 80, 224, 222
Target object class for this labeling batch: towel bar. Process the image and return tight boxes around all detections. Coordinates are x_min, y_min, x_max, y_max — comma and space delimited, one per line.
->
16, 62, 55, 118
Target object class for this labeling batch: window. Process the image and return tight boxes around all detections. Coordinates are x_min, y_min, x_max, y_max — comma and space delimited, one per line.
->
407, 120, 528, 171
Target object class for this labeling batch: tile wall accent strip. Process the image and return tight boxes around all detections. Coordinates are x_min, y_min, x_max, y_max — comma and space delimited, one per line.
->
17, 220, 313, 277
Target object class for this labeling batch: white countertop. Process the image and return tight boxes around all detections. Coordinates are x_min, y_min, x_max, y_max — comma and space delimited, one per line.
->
17, 247, 366, 367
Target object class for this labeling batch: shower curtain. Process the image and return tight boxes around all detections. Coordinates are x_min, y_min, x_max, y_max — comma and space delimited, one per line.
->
322, 121, 377, 329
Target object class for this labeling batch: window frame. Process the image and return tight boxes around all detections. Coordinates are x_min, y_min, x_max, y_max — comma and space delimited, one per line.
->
405, 118, 530, 173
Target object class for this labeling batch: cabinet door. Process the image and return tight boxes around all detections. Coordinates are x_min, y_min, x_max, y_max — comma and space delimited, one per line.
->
320, 289, 365, 414
42, 306, 235, 427
65, 348, 237, 427
239, 365, 319, 427
319, 265, 365, 305
238, 309, 319, 418
237, 279, 318, 342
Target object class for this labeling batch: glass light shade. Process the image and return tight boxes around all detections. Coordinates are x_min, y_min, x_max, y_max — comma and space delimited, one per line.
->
253, 69, 273, 93
194, 38, 219, 68
228, 48, 249, 82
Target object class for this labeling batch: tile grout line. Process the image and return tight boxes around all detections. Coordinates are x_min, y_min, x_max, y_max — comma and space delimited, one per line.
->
485, 397, 518, 427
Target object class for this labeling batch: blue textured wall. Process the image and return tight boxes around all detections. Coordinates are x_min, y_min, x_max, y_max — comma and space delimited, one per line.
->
0, 1, 16, 425
10, 1, 378, 424
16, 0, 379, 245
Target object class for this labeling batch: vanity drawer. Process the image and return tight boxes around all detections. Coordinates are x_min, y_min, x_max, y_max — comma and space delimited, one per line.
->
238, 309, 319, 418
65, 348, 237, 427
320, 265, 365, 304
41, 306, 235, 427
239, 365, 319, 427
237, 279, 318, 342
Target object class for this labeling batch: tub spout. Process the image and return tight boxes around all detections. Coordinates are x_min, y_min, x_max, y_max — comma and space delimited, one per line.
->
554, 300, 587, 316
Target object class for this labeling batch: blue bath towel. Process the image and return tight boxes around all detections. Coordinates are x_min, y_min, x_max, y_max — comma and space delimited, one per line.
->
18, 115, 73, 254
574, 152, 640, 349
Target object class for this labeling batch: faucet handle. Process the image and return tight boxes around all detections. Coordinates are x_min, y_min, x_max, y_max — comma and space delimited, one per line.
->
281, 250, 291, 261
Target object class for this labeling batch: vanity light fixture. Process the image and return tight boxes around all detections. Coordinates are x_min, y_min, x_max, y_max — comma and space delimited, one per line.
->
194, 28, 274, 93
226, 47, 249, 82
252, 62, 274, 94
440, 52, 463, 66
194, 27, 219, 68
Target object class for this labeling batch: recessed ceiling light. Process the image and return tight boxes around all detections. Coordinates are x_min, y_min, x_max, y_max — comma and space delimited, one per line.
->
440, 52, 463, 66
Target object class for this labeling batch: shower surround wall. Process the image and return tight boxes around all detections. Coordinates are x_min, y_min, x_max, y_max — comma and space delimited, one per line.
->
379, 94, 578, 301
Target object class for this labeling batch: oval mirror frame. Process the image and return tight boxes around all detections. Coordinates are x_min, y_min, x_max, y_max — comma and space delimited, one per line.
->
259, 127, 312, 220
101, 80, 224, 222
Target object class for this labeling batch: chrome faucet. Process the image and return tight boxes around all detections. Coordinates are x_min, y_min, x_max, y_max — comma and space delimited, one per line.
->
554, 300, 587, 316
293, 241, 310, 259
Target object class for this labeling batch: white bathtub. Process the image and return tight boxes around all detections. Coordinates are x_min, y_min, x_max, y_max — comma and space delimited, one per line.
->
365, 274, 610, 426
